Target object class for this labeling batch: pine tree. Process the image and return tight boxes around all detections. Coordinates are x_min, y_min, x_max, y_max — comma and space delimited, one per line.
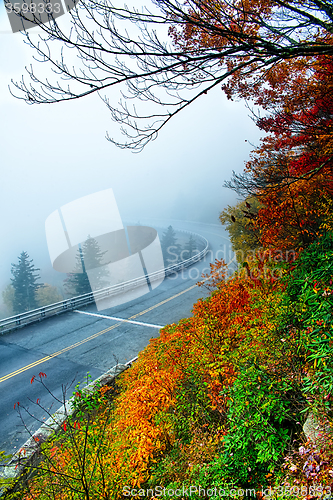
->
64, 236, 109, 297
11, 251, 42, 313
184, 235, 197, 259
160, 226, 180, 266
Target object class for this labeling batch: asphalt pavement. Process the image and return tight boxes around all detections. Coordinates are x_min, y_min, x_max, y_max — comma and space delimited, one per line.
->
0, 220, 233, 456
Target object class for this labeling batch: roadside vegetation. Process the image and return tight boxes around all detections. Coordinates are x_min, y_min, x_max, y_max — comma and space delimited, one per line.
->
2, 231, 333, 499
1, 0, 333, 497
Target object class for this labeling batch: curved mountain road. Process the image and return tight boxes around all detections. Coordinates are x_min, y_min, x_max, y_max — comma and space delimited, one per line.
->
0, 220, 233, 455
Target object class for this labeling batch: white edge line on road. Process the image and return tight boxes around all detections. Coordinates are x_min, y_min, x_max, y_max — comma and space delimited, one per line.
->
74, 310, 164, 329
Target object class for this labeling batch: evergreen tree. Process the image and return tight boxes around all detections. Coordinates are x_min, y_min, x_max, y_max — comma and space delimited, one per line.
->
11, 251, 42, 313
183, 235, 197, 260
64, 236, 109, 297
160, 226, 181, 266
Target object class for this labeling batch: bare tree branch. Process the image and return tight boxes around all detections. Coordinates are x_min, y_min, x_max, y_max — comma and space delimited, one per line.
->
10, 0, 333, 151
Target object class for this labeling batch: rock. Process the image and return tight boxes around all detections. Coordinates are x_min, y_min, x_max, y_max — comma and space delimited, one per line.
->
303, 412, 331, 442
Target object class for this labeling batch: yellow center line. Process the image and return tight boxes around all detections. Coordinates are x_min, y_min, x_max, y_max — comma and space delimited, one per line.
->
128, 283, 198, 320
0, 281, 202, 384
0, 323, 121, 383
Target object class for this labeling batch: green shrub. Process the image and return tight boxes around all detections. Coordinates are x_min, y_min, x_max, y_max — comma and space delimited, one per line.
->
217, 362, 303, 489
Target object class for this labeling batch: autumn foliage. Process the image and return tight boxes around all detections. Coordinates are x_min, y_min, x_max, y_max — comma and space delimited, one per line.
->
3, 3, 333, 499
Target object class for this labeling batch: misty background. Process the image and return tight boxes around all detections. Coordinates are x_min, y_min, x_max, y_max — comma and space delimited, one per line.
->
0, 2, 263, 318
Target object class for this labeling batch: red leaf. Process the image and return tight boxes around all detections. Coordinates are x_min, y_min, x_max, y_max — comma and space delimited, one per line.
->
38, 372, 47, 379
36, 398, 40, 405
31, 376, 36, 384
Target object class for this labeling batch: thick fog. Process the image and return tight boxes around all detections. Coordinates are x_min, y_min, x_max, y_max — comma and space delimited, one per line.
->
0, 3, 263, 317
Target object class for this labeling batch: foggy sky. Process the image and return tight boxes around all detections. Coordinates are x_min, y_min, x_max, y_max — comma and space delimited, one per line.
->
0, 2, 264, 311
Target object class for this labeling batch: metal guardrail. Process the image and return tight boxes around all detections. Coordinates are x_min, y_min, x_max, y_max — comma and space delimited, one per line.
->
0, 231, 209, 334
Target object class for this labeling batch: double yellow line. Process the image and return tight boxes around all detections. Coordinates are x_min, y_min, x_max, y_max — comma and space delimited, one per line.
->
0, 322, 121, 383
128, 283, 197, 319
0, 282, 199, 384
